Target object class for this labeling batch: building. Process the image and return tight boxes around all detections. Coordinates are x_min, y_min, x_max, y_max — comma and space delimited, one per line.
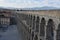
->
0, 15, 10, 25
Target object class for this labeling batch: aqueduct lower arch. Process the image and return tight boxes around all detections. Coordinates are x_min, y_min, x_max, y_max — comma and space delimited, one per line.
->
56, 24, 60, 40
36, 16, 40, 32
40, 18, 46, 36
46, 19, 54, 40
32, 16, 35, 29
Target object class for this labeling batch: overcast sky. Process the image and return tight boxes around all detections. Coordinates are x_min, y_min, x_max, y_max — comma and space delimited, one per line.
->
0, 0, 60, 8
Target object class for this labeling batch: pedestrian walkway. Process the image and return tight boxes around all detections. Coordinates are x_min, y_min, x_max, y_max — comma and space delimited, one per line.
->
0, 25, 24, 40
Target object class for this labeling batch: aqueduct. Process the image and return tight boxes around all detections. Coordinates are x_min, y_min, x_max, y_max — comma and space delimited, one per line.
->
15, 10, 60, 40
0, 9, 60, 40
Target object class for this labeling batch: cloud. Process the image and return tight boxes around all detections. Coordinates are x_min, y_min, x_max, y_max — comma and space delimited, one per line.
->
0, 0, 60, 8
5, 0, 17, 3
0, 0, 48, 8
48, 0, 60, 8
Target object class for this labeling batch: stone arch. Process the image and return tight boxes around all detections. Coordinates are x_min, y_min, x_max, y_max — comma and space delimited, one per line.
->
34, 35, 38, 40
30, 15, 32, 20
30, 15, 32, 27
32, 32, 34, 40
28, 15, 31, 25
26, 14, 28, 20
36, 16, 40, 32
46, 19, 54, 40
27, 15, 30, 25
32, 16, 35, 29
56, 24, 60, 40
29, 15, 30, 19
26, 15, 30, 25
40, 18, 46, 36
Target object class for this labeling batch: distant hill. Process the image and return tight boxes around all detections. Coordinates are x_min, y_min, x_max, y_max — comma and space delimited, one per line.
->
0, 7, 17, 11
20, 6, 60, 10
0, 6, 60, 10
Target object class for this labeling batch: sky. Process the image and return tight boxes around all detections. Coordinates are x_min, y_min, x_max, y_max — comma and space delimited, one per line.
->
0, 0, 60, 8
